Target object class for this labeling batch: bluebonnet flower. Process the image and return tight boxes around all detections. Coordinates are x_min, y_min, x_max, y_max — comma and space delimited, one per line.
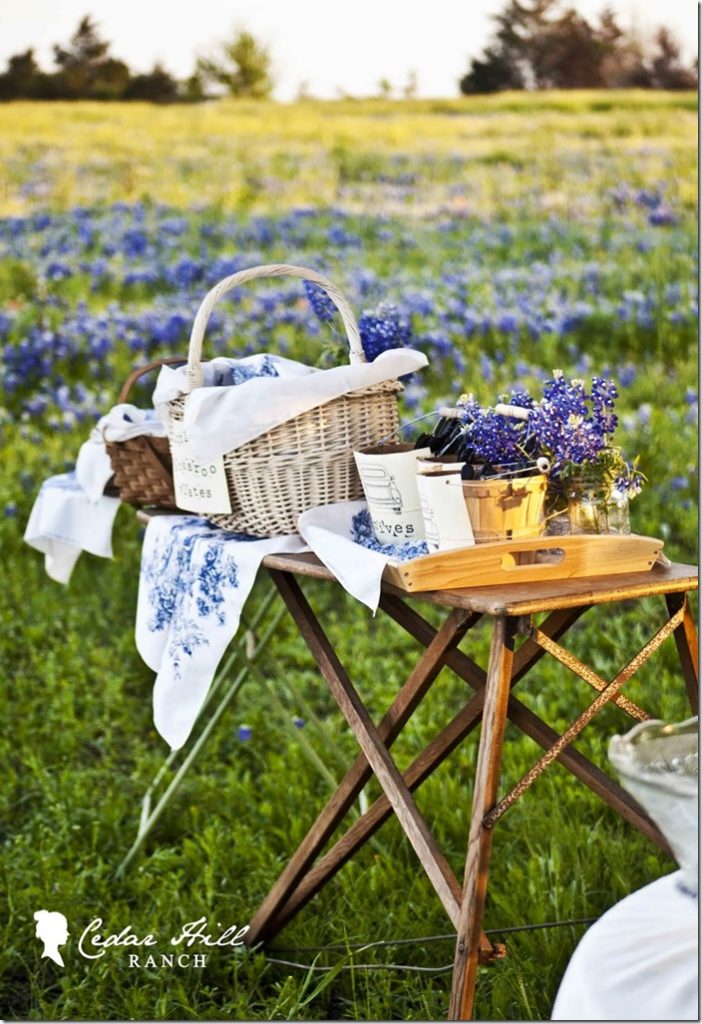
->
649, 206, 677, 227
634, 188, 663, 210
237, 724, 253, 742
121, 228, 149, 258
495, 311, 520, 334
45, 262, 73, 281
350, 509, 428, 561
479, 353, 494, 383
465, 408, 526, 464
358, 303, 411, 361
527, 374, 609, 472
401, 381, 428, 411
304, 280, 337, 322
618, 364, 637, 388
292, 716, 305, 729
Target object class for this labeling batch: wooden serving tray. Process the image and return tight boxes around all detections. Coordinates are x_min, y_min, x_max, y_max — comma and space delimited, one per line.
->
383, 534, 664, 593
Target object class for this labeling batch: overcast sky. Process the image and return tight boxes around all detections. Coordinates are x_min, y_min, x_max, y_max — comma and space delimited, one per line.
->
0, 0, 697, 99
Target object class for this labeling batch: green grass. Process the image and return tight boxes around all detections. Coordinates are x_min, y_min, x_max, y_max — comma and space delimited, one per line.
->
0, 91, 696, 214
0, 94, 698, 1020
1, 522, 692, 1019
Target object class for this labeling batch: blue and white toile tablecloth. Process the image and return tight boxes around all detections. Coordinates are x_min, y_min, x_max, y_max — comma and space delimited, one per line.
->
135, 504, 427, 750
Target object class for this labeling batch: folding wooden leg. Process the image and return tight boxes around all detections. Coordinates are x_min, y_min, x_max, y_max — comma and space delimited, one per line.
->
265, 687, 488, 936
246, 571, 476, 945
263, 603, 586, 936
263, 601, 670, 937
666, 593, 699, 714
449, 615, 516, 1021
267, 571, 466, 927
390, 599, 670, 852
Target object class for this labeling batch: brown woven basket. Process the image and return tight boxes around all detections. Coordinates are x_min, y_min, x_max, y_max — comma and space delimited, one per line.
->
167, 264, 402, 536
106, 357, 185, 509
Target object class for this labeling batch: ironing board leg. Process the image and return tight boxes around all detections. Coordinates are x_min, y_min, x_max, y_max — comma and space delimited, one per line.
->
449, 615, 516, 1020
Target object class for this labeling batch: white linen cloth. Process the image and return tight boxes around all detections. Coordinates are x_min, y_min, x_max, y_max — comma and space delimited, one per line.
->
25, 403, 168, 582
24, 473, 120, 584
136, 504, 429, 748
135, 515, 308, 750
551, 870, 698, 1020
153, 349, 428, 461
298, 500, 428, 613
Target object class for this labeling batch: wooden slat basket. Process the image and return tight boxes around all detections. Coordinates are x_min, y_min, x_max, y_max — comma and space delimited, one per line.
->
167, 264, 402, 536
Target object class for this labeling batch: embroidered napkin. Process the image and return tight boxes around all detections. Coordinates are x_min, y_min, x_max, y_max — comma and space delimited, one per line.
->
154, 349, 428, 461
135, 515, 308, 750
24, 473, 121, 584
298, 501, 428, 612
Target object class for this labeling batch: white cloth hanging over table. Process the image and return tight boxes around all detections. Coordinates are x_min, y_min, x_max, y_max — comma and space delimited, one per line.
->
135, 505, 429, 749
24, 473, 120, 584
135, 515, 308, 751
153, 348, 428, 462
24, 404, 167, 583
551, 870, 698, 1021
298, 500, 428, 613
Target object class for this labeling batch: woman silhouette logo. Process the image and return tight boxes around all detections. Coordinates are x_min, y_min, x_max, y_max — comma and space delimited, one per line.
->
34, 909, 69, 967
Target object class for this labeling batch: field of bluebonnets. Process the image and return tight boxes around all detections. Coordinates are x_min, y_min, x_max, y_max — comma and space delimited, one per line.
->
0, 92, 698, 1021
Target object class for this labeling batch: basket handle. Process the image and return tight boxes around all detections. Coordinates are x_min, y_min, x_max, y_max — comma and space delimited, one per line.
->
183, 263, 365, 392
117, 357, 188, 404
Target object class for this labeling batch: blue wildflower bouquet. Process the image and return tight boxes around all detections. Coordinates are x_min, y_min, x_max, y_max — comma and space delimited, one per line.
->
422, 371, 645, 510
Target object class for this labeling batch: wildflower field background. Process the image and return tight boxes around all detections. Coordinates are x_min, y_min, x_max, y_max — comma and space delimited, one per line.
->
0, 91, 698, 1021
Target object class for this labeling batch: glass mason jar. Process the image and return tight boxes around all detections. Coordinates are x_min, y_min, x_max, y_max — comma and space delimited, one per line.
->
567, 474, 630, 535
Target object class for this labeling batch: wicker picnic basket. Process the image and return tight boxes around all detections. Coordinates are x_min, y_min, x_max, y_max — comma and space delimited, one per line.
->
167, 264, 402, 536
105, 357, 185, 509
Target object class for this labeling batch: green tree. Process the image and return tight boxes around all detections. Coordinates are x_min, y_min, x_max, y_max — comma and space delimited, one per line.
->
0, 49, 42, 99
538, 9, 608, 87
459, 47, 525, 94
459, 0, 555, 93
124, 63, 180, 103
459, 0, 695, 93
196, 29, 273, 98
649, 27, 697, 89
52, 15, 130, 98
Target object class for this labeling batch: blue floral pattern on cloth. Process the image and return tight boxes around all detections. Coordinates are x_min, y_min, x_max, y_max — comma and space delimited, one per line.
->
229, 354, 279, 385
208, 354, 281, 387
142, 516, 257, 676
350, 508, 428, 561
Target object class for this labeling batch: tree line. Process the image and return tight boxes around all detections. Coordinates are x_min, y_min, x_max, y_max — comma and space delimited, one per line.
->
0, 2, 696, 103
0, 16, 272, 103
460, 1, 696, 93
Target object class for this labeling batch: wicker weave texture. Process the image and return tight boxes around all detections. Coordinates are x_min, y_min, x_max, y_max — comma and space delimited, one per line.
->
171, 381, 400, 535
106, 435, 176, 509
105, 357, 184, 509
167, 264, 404, 536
